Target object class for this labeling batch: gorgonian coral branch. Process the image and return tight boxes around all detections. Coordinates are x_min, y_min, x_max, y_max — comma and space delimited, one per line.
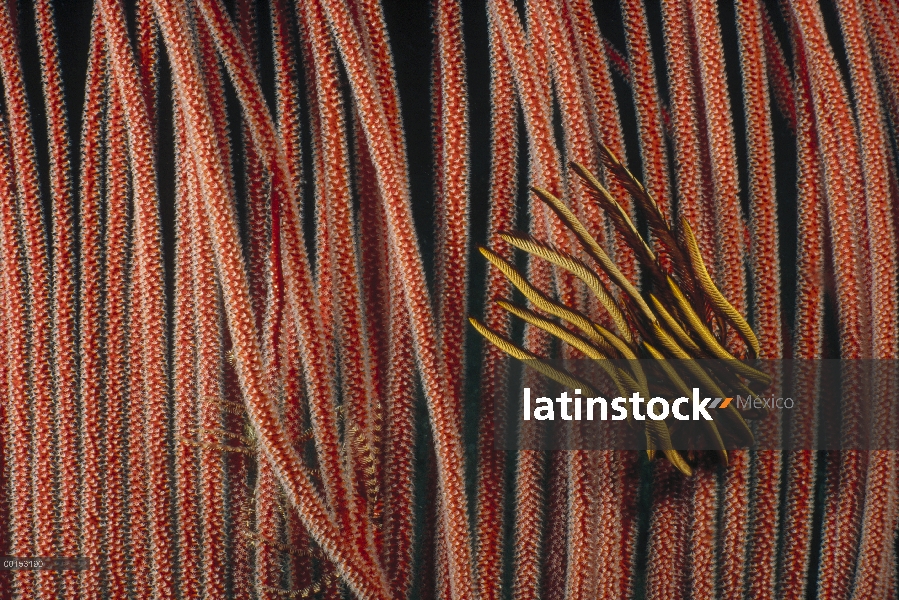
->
735, 2, 785, 596
103, 77, 133, 600
835, 0, 899, 594
196, 0, 358, 548
151, 1, 387, 596
779, 23, 825, 598
317, 0, 477, 594
0, 4, 57, 597
788, 3, 870, 597
100, 0, 175, 596
0, 97, 36, 600
73, 8, 106, 597
34, 0, 79, 596
619, 0, 673, 220
475, 11, 518, 600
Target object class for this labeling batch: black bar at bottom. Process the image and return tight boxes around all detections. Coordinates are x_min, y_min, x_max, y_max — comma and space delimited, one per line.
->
0, 557, 90, 571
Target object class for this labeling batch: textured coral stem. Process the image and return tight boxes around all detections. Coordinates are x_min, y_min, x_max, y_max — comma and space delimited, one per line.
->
0, 175, 10, 600
268, 0, 297, 368
524, 0, 549, 113
718, 450, 750, 599
187, 12, 239, 598
861, 0, 899, 131
74, 9, 107, 597
489, 0, 561, 194
350, 0, 411, 186
608, 2, 664, 589
255, 463, 283, 598
537, 16, 608, 590
688, 0, 748, 314
136, 0, 159, 140
475, 12, 518, 599
558, 0, 635, 283
304, 0, 381, 554
433, 0, 470, 429
351, 108, 413, 595
430, 4, 469, 591
839, 0, 898, 361
789, 3, 869, 597
383, 251, 417, 597
125, 257, 153, 598
532, 0, 595, 183
306, 42, 334, 340
271, 0, 303, 200
352, 133, 389, 552
180, 102, 230, 600
595, 448, 630, 599
172, 104, 202, 600
563, 450, 598, 600
192, 6, 238, 237
490, 0, 571, 336
761, 9, 796, 130
34, 1, 79, 596
618, 0, 673, 218
317, 0, 477, 594
100, 1, 175, 596
685, 462, 716, 599
788, 2, 866, 358
737, 0, 783, 356
779, 33, 824, 598
150, 1, 387, 596
102, 80, 132, 600
196, 0, 355, 542
836, 0, 899, 596
0, 4, 57, 597
236, 0, 270, 328
512, 444, 546, 600
735, 3, 784, 598
483, 9, 556, 598
540, 451, 568, 600
647, 463, 688, 599
279, 317, 314, 592
660, 0, 714, 269
232, 6, 283, 600
548, 5, 635, 595
99, 1, 188, 597
653, 4, 711, 594
0, 102, 36, 600
0, 203, 10, 600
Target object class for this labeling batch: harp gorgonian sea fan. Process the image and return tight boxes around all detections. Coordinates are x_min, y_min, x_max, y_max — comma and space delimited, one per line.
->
470, 144, 771, 477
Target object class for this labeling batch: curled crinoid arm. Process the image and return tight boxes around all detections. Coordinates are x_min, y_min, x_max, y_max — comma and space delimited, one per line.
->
478, 247, 618, 354
468, 318, 596, 395
473, 158, 769, 475
530, 187, 654, 321
647, 323, 754, 447
490, 304, 686, 472
567, 162, 658, 272
648, 294, 704, 355
664, 277, 769, 385
593, 144, 690, 272
499, 232, 634, 344
496, 301, 630, 395
644, 342, 728, 461
680, 219, 761, 358
469, 315, 692, 476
